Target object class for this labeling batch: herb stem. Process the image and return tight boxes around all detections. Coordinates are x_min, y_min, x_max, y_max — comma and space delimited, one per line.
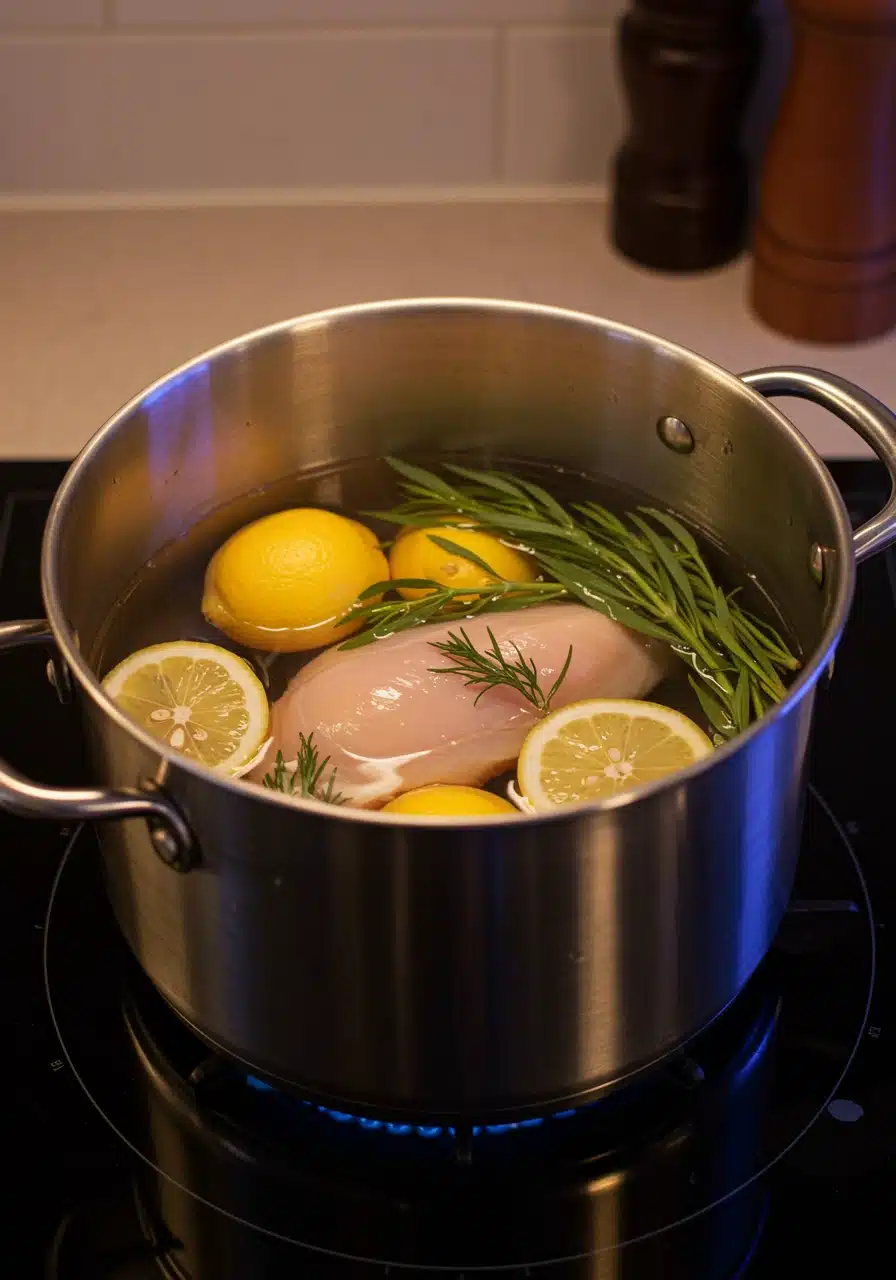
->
338, 577, 567, 649
263, 733, 345, 804
428, 627, 572, 712
366, 458, 801, 738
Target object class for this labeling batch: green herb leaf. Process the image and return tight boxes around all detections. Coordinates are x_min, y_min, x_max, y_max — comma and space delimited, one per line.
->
384, 457, 460, 500
337, 578, 566, 649
354, 578, 401, 601
628, 513, 703, 632
536, 553, 675, 642
360, 509, 451, 529
358, 577, 440, 596
689, 677, 736, 739
428, 626, 572, 712
733, 668, 752, 731
442, 463, 532, 499
545, 643, 575, 708
512, 476, 578, 529
369, 459, 801, 734
425, 534, 502, 577
640, 508, 704, 562
263, 734, 345, 805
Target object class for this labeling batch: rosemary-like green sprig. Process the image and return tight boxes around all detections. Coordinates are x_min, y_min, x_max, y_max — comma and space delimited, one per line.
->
367, 458, 801, 739
428, 626, 572, 711
338, 575, 567, 650
263, 733, 345, 804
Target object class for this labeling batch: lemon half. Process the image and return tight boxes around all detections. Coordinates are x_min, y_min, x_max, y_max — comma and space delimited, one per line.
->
517, 699, 713, 811
103, 641, 270, 776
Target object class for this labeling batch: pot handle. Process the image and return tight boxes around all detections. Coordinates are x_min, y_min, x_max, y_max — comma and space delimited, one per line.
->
740, 367, 896, 564
0, 618, 195, 871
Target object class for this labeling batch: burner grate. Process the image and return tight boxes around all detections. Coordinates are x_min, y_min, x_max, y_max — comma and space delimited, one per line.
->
225, 987, 774, 1161
129, 950, 781, 1171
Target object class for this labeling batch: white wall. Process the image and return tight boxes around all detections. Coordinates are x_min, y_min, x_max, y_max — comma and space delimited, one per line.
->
0, 1, 788, 198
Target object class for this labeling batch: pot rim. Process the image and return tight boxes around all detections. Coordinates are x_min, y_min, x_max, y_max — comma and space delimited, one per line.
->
40, 296, 855, 827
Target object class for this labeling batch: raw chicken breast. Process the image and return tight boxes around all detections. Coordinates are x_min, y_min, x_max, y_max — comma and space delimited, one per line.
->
256, 603, 666, 807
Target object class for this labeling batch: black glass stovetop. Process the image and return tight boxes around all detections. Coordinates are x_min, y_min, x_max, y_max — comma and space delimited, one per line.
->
2, 460, 894, 1279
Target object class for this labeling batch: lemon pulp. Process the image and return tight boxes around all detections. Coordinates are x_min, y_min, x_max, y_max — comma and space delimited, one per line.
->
382, 785, 518, 817
103, 641, 270, 776
517, 698, 713, 811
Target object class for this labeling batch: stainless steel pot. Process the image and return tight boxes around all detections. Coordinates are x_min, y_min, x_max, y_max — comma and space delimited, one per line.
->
3, 299, 895, 1119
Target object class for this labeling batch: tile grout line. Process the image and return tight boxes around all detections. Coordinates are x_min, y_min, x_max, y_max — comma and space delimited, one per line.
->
0, 185, 609, 213
0, 23, 510, 43
498, 20, 620, 35
0, 21, 617, 51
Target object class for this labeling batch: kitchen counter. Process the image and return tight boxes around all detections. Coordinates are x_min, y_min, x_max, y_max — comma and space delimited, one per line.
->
2, 200, 893, 459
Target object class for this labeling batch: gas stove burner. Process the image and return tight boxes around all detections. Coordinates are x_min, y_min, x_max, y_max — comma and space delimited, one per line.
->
6, 459, 893, 1278
223, 979, 775, 1151
37, 780, 875, 1275
124, 956, 779, 1171
240, 1070, 658, 1136
242, 1068, 580, 1137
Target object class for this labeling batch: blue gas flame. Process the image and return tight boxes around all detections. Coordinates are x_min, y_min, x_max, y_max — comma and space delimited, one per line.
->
243, 1075, 584, 1138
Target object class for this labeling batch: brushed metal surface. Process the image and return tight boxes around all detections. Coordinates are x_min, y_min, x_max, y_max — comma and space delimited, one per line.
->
4, 299, 896, 1115
740, 366, 896, 564
88, 690, 811, 1116
0, 619, 191, 851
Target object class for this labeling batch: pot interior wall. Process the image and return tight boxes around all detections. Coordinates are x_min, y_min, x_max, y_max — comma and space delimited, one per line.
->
49, 304, 843, 665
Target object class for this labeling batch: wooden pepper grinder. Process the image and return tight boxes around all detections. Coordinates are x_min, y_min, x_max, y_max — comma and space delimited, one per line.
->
751, 0, 896, 344
611, 0, 761, 272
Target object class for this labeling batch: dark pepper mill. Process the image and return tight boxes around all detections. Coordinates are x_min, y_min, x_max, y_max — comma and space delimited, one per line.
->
611, 0, 761, 272
751, 0, 896, 344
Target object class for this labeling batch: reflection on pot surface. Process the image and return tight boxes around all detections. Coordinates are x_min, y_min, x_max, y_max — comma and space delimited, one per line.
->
41, 780, 877, 1278
3, 300, 895, 1118
126, 958, 778, 1278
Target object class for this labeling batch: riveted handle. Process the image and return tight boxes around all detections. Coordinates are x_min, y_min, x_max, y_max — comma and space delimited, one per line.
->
0, 619, 195, 871
741, 366, 896, 564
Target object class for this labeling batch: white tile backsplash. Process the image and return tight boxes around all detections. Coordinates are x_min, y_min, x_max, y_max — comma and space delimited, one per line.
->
0, 2, 789, 197
0, 0, 103, 26
113, 2, 623, 26
0, 33, 495, 190
503, 26, 621, 183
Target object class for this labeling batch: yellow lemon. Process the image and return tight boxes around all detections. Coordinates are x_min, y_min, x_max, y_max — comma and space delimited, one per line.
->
517, 698, 713, 811
382, 785, 518, 818
103, 641, 270, 776
202, 508, 388, 652
388, 526, 537, 602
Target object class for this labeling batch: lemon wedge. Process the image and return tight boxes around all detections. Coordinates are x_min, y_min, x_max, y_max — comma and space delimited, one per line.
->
103, 641, 270, 777
517, 698, 713, 811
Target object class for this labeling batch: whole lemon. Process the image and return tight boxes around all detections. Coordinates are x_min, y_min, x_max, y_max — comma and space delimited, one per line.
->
202, 508, 388, 652
382, 785, 517, 817
388, 526, 537, 602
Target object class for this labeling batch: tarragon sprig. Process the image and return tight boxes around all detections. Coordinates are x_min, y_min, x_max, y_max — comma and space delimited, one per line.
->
364, 458, 800, 739
428, 626, 573, 711
263, 733, 345, 805
338, 574, 567, 650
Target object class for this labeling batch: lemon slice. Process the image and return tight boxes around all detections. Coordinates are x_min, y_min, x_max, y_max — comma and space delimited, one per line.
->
517, 698, 713, 811
103, 641, 270, 777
